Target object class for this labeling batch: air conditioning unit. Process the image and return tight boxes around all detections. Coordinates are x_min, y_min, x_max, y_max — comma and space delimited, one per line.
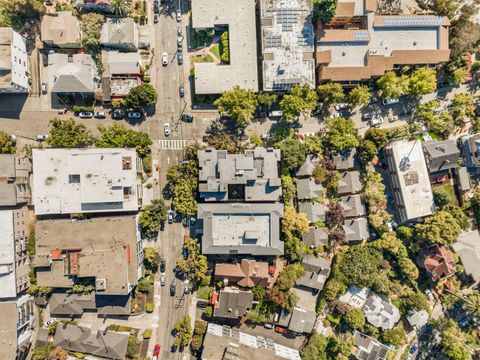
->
95, 278, 107, 291
368, 49, 379, 56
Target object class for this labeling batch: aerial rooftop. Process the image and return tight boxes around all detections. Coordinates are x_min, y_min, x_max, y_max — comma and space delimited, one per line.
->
192, 0, 258, 93
0, 154, 30, 206
0, 27, 29, 91
260, 0, 315, 92
0, 210, 16, 299
32, 148, 142, 215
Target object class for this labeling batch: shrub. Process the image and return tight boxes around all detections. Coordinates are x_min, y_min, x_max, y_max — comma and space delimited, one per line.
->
136, 278, 150, 293
220, 31, 230, 63
143, 76, 151, 83
72, 352, 86, 359
72, 106, 94, 113
203, 306, 213, 318
143, 328, 152, 339
146, 303, 154, 313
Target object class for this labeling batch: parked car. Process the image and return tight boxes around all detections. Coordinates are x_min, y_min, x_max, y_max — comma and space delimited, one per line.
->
311, 108, 321, 117
162, 52, 168, 66
112, 110, 124, 119
329, 112, 341, 118
159, 259, 166, 273
362, 113, 373, 120
36, 134, 49, 142
41, 82, 47, 94
190, 217, 196, 225
94, 111, 106, 119
388, 115, 399, 122
160, 273, 166, 286
275, 326, 288, 334
164, 122, 171, 136
176, 9, 182, 21
170, 280, 176, 296
44, 318, 57, 327
154, 14, 159, 23
196, 301, 208, 308
153, 344, 161, 360
268, 110, 282, 118
126, 111, 142, 119
410, 343, 418, 354
177, 36, 183, 47
264, 322, 274, 329
369, 117, 384, 126
153, 2, 159, 13
168, 210, 174, 224
177, 25, 182, 36
382, 97, 399, 106
42, 53, 48, 67
79, 111, 93, 119
177, 51, 183, 65
335, 103, 348, 111
139, 42, 150, 50
182, 114, 193, 122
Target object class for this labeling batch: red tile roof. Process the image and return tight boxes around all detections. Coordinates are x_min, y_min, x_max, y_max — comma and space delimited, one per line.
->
215, 260, 272, 288
424, 246, 456, 281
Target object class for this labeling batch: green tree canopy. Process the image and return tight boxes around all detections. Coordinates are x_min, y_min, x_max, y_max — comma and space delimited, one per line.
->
172, 180, 197, 216
257, 92, 277, 107
110, 0, 131, 15
214, 86, 258, 127
301, 333, 353, 360
143, 247, 161, 271
0, 131, 15, 154
124, 84, 158, 109
47, 118, 95, 148
364, 128, 388, 149
347, 85, 371, 108
0, 0, 44, 31
96, 123, 152, 157
417, 0, 459, 18
324, 117, 359, 151
281, 175, 296, 204
139, 199, 168, 238
276, 137, 307, 173
465, 291, 480, 318
280, 84, 318, 121
317, 83, 344, 106
176, 237, 209, 286
80, 13, 105, 51
173, 315, 193, 347
376, 71, 407, 99
312, 0, 338, 23
407, 67, 437, 97
282, 206, 309, 238
415, 210, 462, 244
449, 67, 469, 86
449, 4, 480, 59
450, 92, 475, 126
345, 308, 365, 330
380, 324, 407, 347
434, 318, 471, 360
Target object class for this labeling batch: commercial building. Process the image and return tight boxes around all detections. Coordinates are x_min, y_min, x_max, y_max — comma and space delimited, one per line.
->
198, 202, 284, 256
0, 295, 35, 360
198, 147, 282, 202
0, 27, 29, 93
0, 208, 30, 298
259, 0, 315, 92
191, 0, 258, 94
32, 148, 143, 215
34, 216, 142, 296
316, 0, 450, 84
41, 12, 81, 48
0, 154, 31, 207
101, 17, 139, 51
385, 140, 434, 223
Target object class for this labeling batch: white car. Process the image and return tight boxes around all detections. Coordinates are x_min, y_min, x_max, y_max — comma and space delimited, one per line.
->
160, 273, 166, 286
369, 117, 384, 126
329, 112, 341, 118
164, 123, 171, 136
162, 52, 168, 66
36, 134, 49, 142
382, 97, 399, 106
334, 103, 348, 111
176, 9, 182, 22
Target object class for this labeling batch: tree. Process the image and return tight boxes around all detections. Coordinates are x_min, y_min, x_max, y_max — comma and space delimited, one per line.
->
301, 333, 329, 360
173, 315, 193, 347
324, 117, 359, 151
433, 188, 453, 207
0, 131, 15, 154
443, 205, 470, 230
249, 132, 263, 147
47, 118, 95, 148
364, 128, 388, 149
176, 237, 209, 286
417, 0, 459, 18
96, 123, 152, 157
276, 138, 307, 173
0, 0, 44, 31
257, 92, 277, 107
207, 134, 243, 153
450, 92, 475, 126
110, 0, 131, 15
280, 84, 318, 121
124, 84, 158, 109
304, 134, 323, 155
214, 86, 258, 127
416, 100, 454, 138
376, 71, 407, 99
172, 180, 197, 216
380, 324, 407, 347
281, 175, 296, 204
302, 333, 353, 360
407, 67, 436, 97
415, 210, 462, 244
359, 140, 378, 164
449, 67, 469, 86
312, 0, 338, 23
139, 199, 169, 237
143, 247, 161, 271
326, 201, 344, 228
282, 206, 309, 238
81, 13, 105, 51
434, 318, 471, 360
270, 264, 305, 310
347, 85, 370, 108
317, 83, 344, 106
449, 4, 480, 59
465, 291, 480, 318
48, 346, 68, 360
345, 308, 365, 330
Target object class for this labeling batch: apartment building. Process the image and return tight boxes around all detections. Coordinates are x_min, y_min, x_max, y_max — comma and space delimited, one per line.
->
0, 154, 31, 207
0, 27, 29, 93
316, 0, 450, 85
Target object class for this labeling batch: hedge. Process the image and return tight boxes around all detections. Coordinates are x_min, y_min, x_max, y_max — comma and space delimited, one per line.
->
72, 106, 94, 113
146, 303, 154, 313
143, 328, 152, 339
220, 31, 229, 63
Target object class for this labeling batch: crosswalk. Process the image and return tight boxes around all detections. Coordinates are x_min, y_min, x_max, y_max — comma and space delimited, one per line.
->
157, 139, 190, 150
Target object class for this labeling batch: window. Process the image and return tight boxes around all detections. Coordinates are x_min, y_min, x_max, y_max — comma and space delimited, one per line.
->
69, 174, 80, 183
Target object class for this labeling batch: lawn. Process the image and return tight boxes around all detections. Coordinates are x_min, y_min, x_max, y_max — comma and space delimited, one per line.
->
210, 43, 220, 60
432, 183, 456, 206
191, 54, 214, 63
196, 285, 212, 300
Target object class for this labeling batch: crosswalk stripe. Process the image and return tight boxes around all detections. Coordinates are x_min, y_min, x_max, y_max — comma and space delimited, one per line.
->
157, 139, 189, 150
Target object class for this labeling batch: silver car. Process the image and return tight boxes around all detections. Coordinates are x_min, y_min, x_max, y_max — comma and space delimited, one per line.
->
160, 273, 166, 286
164, 123, 171, 136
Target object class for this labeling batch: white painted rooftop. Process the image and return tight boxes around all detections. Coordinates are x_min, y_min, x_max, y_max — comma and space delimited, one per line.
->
0, 210, 16, 299
211, 214, 270, 247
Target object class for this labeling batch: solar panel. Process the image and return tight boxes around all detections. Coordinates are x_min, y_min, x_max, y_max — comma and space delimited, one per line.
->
382, 16, 444, 27
354, 32, 369, 41
265, 35, 282, 48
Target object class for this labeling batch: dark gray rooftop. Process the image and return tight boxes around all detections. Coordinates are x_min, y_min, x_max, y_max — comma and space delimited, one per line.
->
423, 140, 460, 173
302, 227, 329, 248
295, 254, 331, 291
331, 148, 358, 170
214, 287, 254, 319
298, 201, 326, 223
296, 154, 320, 177
343, 217, 369, 244
338, 171, 362, 195
340, 194, 366, 218
354, 331, 390, 360
296, 177, 323, 200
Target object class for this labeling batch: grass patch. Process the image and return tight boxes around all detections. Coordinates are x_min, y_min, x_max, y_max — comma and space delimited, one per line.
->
432, 183, 456, 206
210, 43, 220, 60
196, 285, 212, 300
191, 54, 214, 63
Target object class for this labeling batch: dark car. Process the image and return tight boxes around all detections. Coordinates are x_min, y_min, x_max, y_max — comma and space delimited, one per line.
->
177, 51, 183, 65
139, 42, 150, 50
179, 85, 184, 98
170, 281, 176, 296
196, 301, 208, 308
153, 3, 159, 13
362, 113, 373, 120
42, 53, 48, 67
181, 114, 193, 122
159, 259, 166, 273
112, 110, 124, 119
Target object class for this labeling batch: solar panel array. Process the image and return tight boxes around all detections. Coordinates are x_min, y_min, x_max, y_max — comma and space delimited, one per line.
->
276, 9, 299, 31
265, 35, 282, 48
382, 16, 444, 27
354, 32, 369, 41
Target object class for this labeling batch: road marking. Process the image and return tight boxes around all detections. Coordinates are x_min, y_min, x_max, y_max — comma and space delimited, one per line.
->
167, 156, 170, 164
152, 324, 159, 328
154, 295, 161, 299
158, 139, 189, 150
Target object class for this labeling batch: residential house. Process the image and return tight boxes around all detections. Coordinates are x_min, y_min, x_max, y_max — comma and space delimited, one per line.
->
0, 208, 30, 298
41, 12, 81, 48
259, 0, 315, 92
296, 154, 320, 178
353, 331, 390, 360
0, 295, 35, 360
33, 216, 143, 296
0, 154, 30, 207
101, 17, 139, 51
53, 324, 129, 360
452, 230, 480, 283
212, 286, 254, 320
0, 27, 28, 93
198, 202, 284, 256
214, 259, 273, 288
363, 294, 400, 330
302, 226, 328, 249
198, 147, 282, 202
32, 148, 143, 215
331, 148, 359, 171
73, 0, 113, 12
191, 0, 258, 94
295, 254, 331, 293
343, 217, 369, 244
340, 194, 366, 218
407, 310, 429, 332
385, 140, 434, 223
49, 293, 131, 317
454, 167, 471, 202
298, 201, 326, 223
339, 286, 370, 308
423, 140, 460, 175
277, 307, 317, 334
296, 177, 323, 201
202, 323, 301, 360
461, 133, 480, 173
316, 0, 450, 85
101, 50, 141, 103
423, 245, 456, 282
338, 170, 362, 195
48, 53, 97, 98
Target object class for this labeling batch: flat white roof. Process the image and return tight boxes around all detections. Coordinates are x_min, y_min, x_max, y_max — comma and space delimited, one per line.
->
32, 148, 141, 215
0, 210, 16, 299
388, 140, 434, 221
192, 0, 258, 94
211, 214, 270, 247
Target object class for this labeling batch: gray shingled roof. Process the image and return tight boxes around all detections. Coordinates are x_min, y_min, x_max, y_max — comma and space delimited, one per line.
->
354, 331, 390, 360
338, 171, 362, 195
296, 177, 323, 200
295, 254, 331, 291
298, 202, 326, 223
101, 18, 137, 47
452, 230, 480, 282
423, 140, 460, 173
288, 307, 316, 333
296, 154, 320, 177
302, 227, 328, 248
343, 218, 369, 244
214, 287, 254, 319
340, 194, 366, 218
331, 148, 358, 170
